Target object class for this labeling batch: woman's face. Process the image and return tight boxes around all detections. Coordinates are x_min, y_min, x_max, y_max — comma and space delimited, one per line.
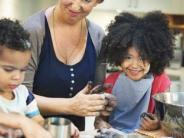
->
58, 0, 100, 23
121, 47, 150, 81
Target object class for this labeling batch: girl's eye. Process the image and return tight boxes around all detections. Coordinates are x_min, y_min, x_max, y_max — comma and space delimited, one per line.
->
124, 56, 132, 60
138, 57, 143, 61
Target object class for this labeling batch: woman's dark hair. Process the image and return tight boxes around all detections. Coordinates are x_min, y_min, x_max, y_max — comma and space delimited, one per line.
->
0, 18, 31, 51
100, 11, 174, 75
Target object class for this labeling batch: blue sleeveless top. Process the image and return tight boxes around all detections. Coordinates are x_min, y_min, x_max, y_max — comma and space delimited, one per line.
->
33, 18, 97, 130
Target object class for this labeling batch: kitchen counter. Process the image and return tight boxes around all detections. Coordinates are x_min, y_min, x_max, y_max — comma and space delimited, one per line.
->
165, 67, 184, 92
80, 128, 170, 138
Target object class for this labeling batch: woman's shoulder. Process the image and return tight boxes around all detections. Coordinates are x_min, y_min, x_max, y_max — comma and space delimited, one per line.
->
23, 10, 45, 33
88, 20, 103, 31
87, 19, 105, 56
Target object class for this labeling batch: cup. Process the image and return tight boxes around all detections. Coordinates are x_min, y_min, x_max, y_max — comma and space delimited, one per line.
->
44, 117, 71, 138
94, 63, 107, 85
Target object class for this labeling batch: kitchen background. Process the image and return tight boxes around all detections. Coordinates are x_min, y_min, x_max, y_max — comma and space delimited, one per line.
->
0, 0, 184, 131
0, 0, 184, 91
0, 0, 184, 90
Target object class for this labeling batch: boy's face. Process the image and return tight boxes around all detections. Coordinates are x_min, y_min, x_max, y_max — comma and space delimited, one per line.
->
0, 47, 31, 93
121, 47, 150, 81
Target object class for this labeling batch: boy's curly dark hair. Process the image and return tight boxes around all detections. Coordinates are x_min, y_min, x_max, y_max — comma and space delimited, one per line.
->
100, 11, 174, 75
0, 18, 31, 51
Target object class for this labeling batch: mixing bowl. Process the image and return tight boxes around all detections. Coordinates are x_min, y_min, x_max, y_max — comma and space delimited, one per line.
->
153, 92, 184, 138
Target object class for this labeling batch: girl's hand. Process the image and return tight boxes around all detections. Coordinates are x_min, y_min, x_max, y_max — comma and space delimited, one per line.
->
139, 113, 160, 131
100, 93, 117, 116
94, 117, 111, 129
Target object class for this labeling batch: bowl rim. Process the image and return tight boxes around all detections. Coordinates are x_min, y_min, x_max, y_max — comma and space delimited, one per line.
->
152, 92, 184, 107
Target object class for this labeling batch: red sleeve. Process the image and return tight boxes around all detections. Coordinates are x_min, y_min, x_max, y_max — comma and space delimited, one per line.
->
148, 72, 171, 113
104, 72, 121, 94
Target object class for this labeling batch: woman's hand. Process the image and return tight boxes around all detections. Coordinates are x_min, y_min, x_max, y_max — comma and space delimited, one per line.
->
70, 85, 107, 116
139, 113, 160, 131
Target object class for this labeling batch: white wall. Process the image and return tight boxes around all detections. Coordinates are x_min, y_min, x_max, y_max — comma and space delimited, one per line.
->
88, 9, 118, 32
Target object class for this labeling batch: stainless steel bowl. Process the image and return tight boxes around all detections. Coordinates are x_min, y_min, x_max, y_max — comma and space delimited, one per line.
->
153, 92, 184, 138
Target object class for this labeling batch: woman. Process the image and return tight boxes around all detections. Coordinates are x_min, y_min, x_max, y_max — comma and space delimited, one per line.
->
23, 0, 114, 131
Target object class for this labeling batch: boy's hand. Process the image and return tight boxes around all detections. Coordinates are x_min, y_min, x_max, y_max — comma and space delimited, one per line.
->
71, 123, 79, 138
0, 125, 8, 136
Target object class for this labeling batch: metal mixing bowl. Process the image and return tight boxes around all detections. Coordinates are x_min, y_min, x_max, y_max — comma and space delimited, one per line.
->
153, 92, 184, 138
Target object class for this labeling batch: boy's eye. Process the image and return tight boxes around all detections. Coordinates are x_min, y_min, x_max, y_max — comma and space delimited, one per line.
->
82, 0, 92, 3
2, 66, 28, 72
3, 67, 15, 72
20, 67, 28, 72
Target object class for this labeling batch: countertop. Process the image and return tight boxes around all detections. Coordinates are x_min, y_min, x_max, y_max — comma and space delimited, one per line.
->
80, 128, 170, 138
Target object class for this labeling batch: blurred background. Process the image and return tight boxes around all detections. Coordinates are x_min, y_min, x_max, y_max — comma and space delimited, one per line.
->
0, 0, 183, 92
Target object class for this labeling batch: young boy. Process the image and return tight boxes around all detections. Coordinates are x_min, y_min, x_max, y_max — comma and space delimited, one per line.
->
0, 18, 79, 138
0, 18, 44, 124
96, 11, 174, 133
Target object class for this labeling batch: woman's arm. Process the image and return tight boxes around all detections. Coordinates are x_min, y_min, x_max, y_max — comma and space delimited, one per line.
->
35, 85, 107, 116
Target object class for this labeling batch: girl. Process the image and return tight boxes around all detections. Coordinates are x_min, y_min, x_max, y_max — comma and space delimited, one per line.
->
95, 11, 174, 133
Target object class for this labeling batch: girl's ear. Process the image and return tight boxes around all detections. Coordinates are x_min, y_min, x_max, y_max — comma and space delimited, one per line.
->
144, 63, 150, 74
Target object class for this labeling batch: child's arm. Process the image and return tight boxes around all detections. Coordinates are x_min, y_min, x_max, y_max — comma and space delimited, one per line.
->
25, 91, 44, 125
31, 114, 44, 126
0, 112, 51, 138
94, 116, 111, 129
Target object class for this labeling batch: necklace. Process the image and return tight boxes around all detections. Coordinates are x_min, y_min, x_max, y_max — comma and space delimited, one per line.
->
52, 7, 83, 65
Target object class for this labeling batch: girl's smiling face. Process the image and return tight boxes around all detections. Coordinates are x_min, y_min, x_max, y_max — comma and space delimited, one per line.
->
121, 47, 150, 81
